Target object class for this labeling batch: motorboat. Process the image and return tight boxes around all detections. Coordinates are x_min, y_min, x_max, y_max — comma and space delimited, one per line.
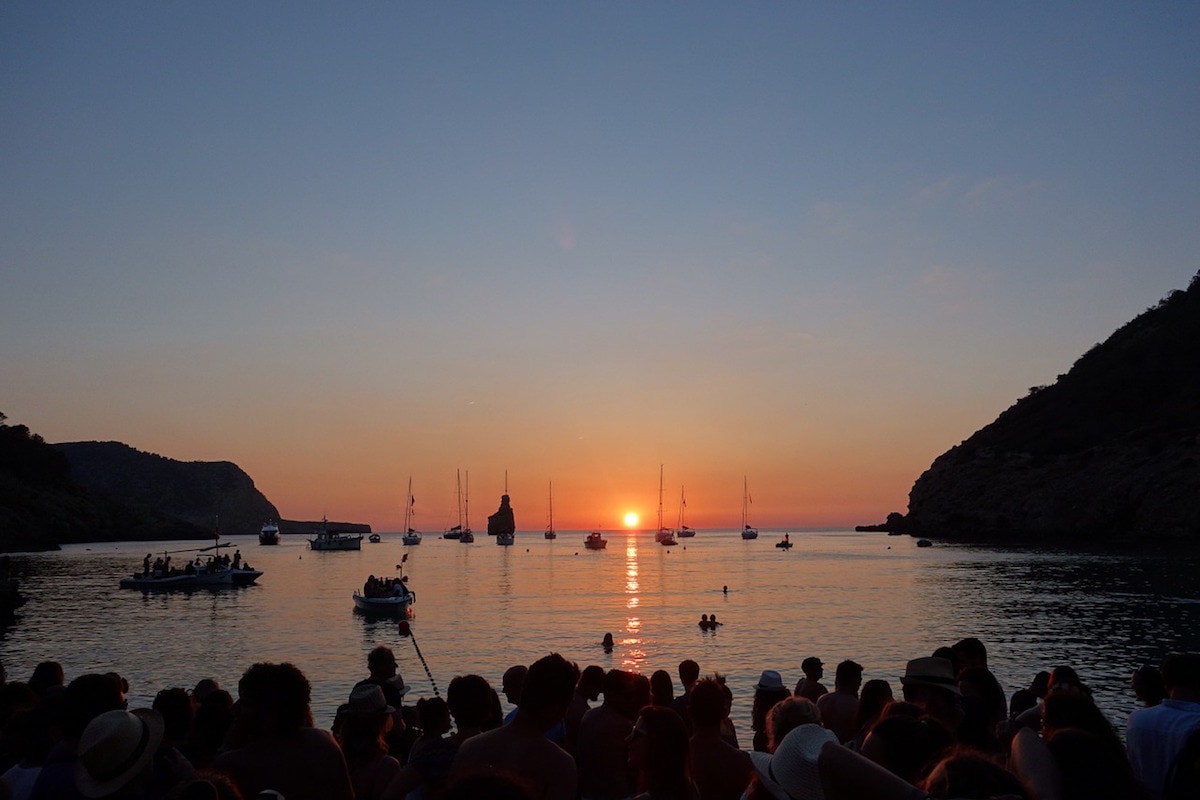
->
309, 518, 363, 551
258, 521, 280, 545
119, 563, 262, 590
917, 538, 933, 548
496, 532, 514, 546
584, 531, 607, 550
368, 534, 382, 544
121, 543, 263, 590
776, 534, 794, 549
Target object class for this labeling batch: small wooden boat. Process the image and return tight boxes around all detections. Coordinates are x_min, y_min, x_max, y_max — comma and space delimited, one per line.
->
368, 534, 382, 544
352, 585, 416, 615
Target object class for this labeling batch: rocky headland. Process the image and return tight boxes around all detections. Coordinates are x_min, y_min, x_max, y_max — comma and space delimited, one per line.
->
866, 272, 1200, 545
0, 424, 369, 552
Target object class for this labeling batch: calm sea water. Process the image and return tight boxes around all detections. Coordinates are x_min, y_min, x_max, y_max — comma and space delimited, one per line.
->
2, 530, 1198, 743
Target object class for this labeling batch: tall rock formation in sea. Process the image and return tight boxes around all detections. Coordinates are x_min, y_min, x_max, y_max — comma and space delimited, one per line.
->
899, 273, 1200, 544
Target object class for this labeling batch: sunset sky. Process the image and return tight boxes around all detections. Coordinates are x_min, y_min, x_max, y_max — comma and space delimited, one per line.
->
3, 4, 1198, 532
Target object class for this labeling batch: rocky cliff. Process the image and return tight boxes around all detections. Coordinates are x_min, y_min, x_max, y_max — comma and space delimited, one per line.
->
53, 441, 281, 538
895, 273, 1200, 544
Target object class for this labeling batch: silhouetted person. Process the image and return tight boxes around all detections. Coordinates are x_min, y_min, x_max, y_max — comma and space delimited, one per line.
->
450, 653, 578, 800
213, 662, 353, 800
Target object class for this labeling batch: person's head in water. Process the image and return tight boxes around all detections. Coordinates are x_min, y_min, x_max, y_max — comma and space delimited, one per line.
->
602, 633, 614, 649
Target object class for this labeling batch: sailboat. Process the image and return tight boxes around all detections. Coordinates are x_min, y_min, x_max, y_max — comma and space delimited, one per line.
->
544, 481, 557, 539
443, 470, 466, 539
676, 486, 695, 537
401, 478, 421, 545
656, 466, 677, 546
740, 477, 759, 539
459, 471, 475, 543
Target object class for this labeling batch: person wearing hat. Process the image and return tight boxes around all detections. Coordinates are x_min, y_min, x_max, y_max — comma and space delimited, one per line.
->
354, 645, 413, 759
73, 709, 165, 799
749, 723, 838, 800
751, 670, 791, 753
336, 684, 401, 800
793, 657, 827, 703
29, 672, 126, 800
900, 656, 964, 734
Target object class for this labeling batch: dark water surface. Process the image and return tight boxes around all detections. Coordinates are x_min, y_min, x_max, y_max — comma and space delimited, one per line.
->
2, 530, 1197, 742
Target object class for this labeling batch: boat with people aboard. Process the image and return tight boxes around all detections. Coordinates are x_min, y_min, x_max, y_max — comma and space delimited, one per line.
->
400, 478, 421, 545
584, 531, 607, 550
258, 521, 280, 545
352, 554, 416, 615
776, 533, 793, 549
309, 517, 363, 551
740, 477, 759, 539
119, 543, 263, 590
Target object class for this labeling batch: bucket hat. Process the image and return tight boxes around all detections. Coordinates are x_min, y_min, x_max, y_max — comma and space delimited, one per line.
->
750, 723, 837, 800
347, 683, 395, 714
75, 708, 164, 798
756, 669, 786, 692
900, 657, 962, 695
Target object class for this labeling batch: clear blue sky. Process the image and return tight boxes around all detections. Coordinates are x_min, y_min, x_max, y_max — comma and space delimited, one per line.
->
3, 3, 1198, 530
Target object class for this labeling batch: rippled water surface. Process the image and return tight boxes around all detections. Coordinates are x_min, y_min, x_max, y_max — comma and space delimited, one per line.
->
2, 530, 1197, 741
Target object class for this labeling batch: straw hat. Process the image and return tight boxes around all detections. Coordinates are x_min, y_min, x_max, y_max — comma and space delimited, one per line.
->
750, 723, 837, 800
347, 683, 395, 715
900, 657, 962, 695
756, 669, 786, 692
75, 709, 164, 798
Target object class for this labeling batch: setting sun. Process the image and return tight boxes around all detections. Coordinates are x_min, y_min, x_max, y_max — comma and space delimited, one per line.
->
623, 512, 639, 528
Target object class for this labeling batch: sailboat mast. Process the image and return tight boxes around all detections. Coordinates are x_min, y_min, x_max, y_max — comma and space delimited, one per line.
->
658, 464, 665, 534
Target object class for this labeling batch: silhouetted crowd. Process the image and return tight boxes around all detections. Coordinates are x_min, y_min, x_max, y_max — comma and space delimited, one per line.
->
1, 637, 1198, 800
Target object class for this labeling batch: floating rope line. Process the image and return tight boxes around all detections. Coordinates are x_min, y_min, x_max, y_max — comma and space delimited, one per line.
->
398, 619, 439, 697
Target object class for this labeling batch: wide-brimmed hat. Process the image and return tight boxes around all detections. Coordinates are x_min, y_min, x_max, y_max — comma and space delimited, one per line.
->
750, 723, 837, 800
75, 708, 165, 798
347, 683, 395, 714
756, 669, 786, 692
900, 657, 962, 695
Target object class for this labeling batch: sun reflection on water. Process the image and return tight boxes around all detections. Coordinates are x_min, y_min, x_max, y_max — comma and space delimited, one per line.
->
623, 539, 644, 670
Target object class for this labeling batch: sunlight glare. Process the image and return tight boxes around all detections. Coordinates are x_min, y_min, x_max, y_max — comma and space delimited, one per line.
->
623, 512, 639, 527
